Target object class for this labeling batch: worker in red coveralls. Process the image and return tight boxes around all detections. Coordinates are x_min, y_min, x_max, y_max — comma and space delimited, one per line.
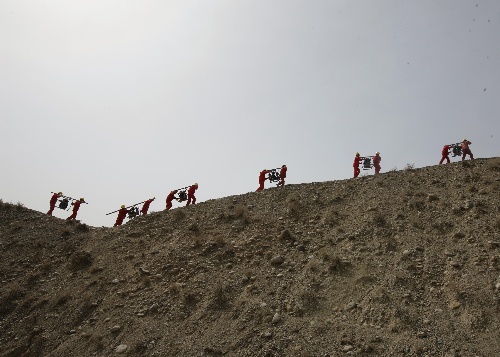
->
277, 165, 287, 186
186, 183, 198, 206
140, 197, 155, 215
114, 205, 128, 226
439, 145, 452, 164
461, 139, 474, 161
256, 169, 270, 191
165, 190, 178, 210
67, 198, 85, 220
373, 152, 382, 174
353, 152, 363, 178
47, 192, 62, 215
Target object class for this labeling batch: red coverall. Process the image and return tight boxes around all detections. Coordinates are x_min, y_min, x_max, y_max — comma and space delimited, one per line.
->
140, 198, 154, 215
186, 185, 198, 206
353, 156, 362, 178
461, 141, 474, 161
47, 193, 59, 215
439, 145, 451, 164
373, 155, 381, 174
278, 166, 287, 186
256, 170, 270, 191
67, 200, 82, 220
114, 208, 129, 226
166, 191, 177, 210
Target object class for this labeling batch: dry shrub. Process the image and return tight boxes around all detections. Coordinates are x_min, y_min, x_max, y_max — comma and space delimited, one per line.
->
60, 227, 72, 237
211, 283, 230, 310
298, 289, 321, 312
172, 209, 185, 221
0, 287, 27, 318
188, 222, 199, 233
323, 209, 341, 227
169, 282, 182, 295
52, 291, 72, 307
287, 194, 300, 217
214, 235, 225, 247
69, 251, 93, 271
234, 204, 250, 223
75, 223, 90, 232
404, 163, 415, 170
373, 212, 388, 227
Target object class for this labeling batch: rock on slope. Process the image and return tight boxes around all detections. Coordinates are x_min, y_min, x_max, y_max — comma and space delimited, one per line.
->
1, 158, 499, 357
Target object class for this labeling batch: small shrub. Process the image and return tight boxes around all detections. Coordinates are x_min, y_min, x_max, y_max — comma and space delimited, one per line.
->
373, 212, 388, 227
211, 283, 230, 309
188, 222, 199, 232
214, 235, 225, 247
287, 194, 300, 217
60, 228, 72, 237
404, 163, 415, 170
75, 223, 90, 232
172, 209, 185, 221
69, 251, 93, 271
234, 204, 250, 224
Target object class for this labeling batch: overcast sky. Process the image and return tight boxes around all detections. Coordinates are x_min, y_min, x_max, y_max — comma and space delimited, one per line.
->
1, 0, 499, 227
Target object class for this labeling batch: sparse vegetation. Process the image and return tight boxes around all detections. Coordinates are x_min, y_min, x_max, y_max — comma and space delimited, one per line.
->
0, 158, 499, 356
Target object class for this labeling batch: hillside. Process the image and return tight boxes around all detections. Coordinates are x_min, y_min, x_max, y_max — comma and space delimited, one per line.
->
1, 158, 499, 357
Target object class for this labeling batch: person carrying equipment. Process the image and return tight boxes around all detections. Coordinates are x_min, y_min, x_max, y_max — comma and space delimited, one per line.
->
47, 192, 62, 215
186, 183, 198, 206
461, 139, 474, 161
353, 153, 364, 178
373, 152, 382, 174
256, 169, 270, 191
165, 190, 178, 210
140, 197, 155, 215
67, 198, 86, 220
114, 205, 129, 227
439, 145, 452, 164
277, 165, 287, 186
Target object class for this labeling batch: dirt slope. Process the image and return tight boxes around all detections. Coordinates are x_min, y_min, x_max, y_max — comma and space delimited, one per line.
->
1, 158, 499, 357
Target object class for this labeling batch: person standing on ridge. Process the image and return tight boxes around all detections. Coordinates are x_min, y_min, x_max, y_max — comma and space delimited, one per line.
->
140, 197, 155, 215
373, 152, 382, 174
277, 165, 287, 186
439, 145, 452, 164
67, 198, 85, 220
114, 205, 129, 226
186, 183, 198, 206
353, 153, 363, 178
47, 192, 62, 215
165, 190, 178, 210
256, 169, 270, 191
461, 139, 474, 161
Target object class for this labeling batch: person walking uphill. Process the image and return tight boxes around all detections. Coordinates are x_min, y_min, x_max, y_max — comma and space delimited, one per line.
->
353, 153, 363, 178
256, 169, 270, 191
140, 197, 155, 215
277, 165, 287, 186
439, 145, 452, 164
114, 205, 129, 226
461, 139, 474, 161
373, 152, 382, 174
165, 190, 178, 210
47, 192, 62, 215
186, 183, 198, 206
67, 198, 85, 220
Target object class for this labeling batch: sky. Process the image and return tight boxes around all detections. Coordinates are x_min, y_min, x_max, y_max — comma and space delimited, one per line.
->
1, 0, 499, 227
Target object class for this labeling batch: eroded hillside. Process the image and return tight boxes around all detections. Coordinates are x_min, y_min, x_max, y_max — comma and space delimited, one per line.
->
1, 158, 500, 357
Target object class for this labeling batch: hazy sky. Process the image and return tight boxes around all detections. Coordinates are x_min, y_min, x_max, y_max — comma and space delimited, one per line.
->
1, 1, 499, 227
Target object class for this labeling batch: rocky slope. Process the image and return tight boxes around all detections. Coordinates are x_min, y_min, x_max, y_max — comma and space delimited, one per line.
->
1, 158, 499, 357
